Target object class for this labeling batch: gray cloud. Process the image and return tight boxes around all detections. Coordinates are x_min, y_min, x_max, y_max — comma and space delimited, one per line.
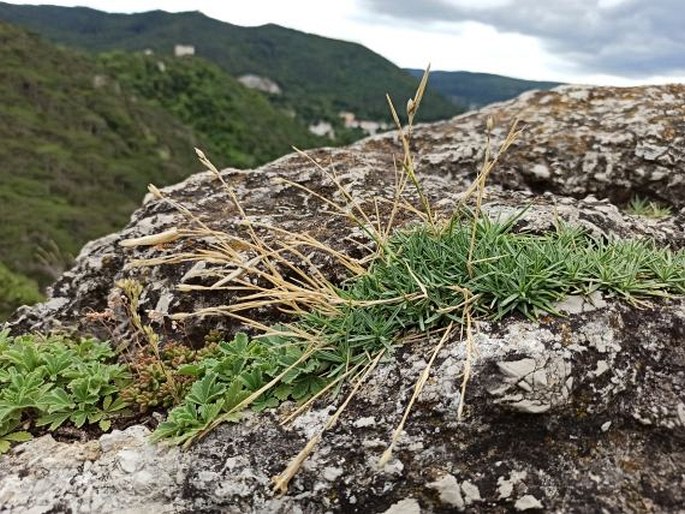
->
361, 0, 685, 78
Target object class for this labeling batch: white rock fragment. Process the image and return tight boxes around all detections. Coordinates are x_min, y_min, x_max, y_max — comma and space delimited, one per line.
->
587, 291, 607, 309
515, 494, 544, 511
517, 379, 534, 392
427, 474, 464, 509
353, 416, 376, 428
512, 400, 551, 414
594, 361, 609, 377
601, 421, 612, 432
497, 470, 528, 499
221, 456, 249, 472
532, 370, 548, 387
460, 480, 482, 505
382, 497, 421, 514
291, 406, 335, 439
100, 425, 150, 453
361, 438, 386, 449
556, 292, 608, 315
531, 164, 551, 179
378, 457, 404, 476
555, 295, 585, 315
498, 359, 537, 380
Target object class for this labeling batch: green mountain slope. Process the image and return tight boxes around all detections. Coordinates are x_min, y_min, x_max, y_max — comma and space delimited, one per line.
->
0, 262, 43, 320
0, 2, 461, 125
0, 20, 331, 319
406, 69, 563, 109
97, 51, 324, 169
0, 21, 204, 289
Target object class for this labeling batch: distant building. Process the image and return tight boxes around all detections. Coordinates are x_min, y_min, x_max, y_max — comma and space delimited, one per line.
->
339, 111, 390, 136
339, 111, 356, 126
309, 121, 335, 139
174, 45, 195, 57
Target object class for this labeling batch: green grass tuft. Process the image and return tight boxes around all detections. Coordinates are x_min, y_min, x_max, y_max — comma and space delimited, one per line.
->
149, 209, 685, 446
626, 196, 673, 218
300, 210, 684, 346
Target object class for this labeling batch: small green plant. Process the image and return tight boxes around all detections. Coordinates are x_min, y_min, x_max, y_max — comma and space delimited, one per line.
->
150, 332, 329, 445
0, 330, 131, 453
626, 196, 672, 218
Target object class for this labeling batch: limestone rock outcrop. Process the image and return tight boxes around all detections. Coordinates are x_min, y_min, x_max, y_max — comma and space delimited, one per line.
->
3, 84, 685, 513
412, 84, 685, 209
8, 84, 685, 340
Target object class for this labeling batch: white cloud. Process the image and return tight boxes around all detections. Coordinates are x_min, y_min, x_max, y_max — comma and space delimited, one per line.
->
598, 0, 629, 8
361, 0, 685, 82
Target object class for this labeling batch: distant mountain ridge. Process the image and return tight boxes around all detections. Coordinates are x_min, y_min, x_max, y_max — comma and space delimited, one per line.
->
0, 3, 565, 122
407, 69, 563, 109
0, 2, 462, 127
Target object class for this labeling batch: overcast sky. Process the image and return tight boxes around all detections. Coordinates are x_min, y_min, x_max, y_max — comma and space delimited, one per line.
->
5, 0, 685, 85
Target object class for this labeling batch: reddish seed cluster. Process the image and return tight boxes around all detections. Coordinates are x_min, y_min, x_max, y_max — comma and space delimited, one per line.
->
120, 341, 220, 412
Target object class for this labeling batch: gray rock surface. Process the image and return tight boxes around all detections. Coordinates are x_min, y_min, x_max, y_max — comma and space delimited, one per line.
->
2, 84, 685, 513
413, 84, 685, 209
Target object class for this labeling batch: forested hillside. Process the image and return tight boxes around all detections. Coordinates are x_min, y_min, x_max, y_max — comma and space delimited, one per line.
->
0, 21, 324, 318
0, 22, 198, 284
97, 51, 324, 168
